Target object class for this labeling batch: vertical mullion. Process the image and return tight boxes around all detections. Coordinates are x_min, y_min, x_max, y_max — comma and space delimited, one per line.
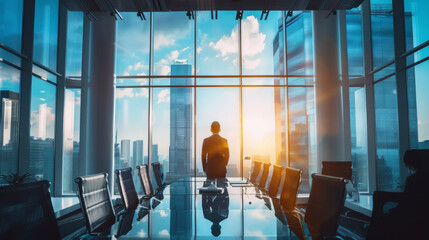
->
79, 14, 90, 177
239, 16, 243, 179
193, 11, 197, 183
148, 12, 153, 179
339, 10, 352, 163
54, 3, 67, 196
18, 0, 35, 177
392, 0, 409, 183
283, 11, 290, 167
361, 0, 377, 193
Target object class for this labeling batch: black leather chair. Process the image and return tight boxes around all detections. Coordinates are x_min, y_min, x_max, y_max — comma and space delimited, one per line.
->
136, 164, 154, 199
304, 173, 347, 239
115, 167, 139, 210
257, 162, 271, 189
249, 161, 262, 184
151, 162, 166, 189
268, 165, 283, 197
279, 167, 302, 211
75, 173, 116, 234
321, 161, 353, 180
0, 181, 61, 240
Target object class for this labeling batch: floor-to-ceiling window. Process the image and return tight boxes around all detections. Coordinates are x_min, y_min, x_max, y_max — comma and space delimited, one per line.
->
114, 11, 316, 193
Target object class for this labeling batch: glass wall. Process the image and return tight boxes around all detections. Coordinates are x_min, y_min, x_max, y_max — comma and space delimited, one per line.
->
62, 89, 80, 193
65, 11, 83, 78
114, 11, 316, 193
33, 0, 59, 71
0, 63, 20, 178
29, 77, 56, 184
0, 0, 23, 66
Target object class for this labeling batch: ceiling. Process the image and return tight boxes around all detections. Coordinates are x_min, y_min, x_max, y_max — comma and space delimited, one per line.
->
62, 0, 364, 13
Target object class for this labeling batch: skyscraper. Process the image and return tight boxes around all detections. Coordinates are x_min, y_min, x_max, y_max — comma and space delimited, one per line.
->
0, 91, 19, 176
133, 140, 144, 167
168, 60, 192, 180
121, 139, 131, 167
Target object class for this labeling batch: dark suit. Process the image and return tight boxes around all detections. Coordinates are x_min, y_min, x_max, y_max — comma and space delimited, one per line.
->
201, 134, 229, 179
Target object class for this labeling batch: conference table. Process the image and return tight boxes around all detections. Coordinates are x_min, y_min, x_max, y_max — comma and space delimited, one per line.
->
95, 177, 308, 239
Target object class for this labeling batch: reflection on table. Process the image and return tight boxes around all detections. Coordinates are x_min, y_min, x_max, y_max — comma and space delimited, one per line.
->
94, 177, 308, 239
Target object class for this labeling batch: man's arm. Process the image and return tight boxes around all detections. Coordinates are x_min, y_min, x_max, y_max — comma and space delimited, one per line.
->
224, 140, 229, 166
202, 139, 207, 172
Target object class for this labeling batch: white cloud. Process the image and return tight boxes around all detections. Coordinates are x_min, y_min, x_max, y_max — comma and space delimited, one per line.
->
157, 89, 170, 104
159, 210, 168, 217
154, 33, 176, 50
135, 88, 149, 98
203, 57, 209, 62
135, 79, 148, 85
116, 88, 134, 99
154, 50, 183, 75
122, 62, 148, 76
180, 46, 190, 52
209, 15, 266, 58
222, 56, 229, 62
159, 229, 170, 236
243, 58, 261, 70
197, 46, 203, 54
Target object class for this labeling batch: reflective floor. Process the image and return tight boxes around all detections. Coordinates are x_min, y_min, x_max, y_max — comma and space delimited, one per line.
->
97, 178, 307, 239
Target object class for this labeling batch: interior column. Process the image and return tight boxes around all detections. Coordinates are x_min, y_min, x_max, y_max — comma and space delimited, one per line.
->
312, 11, 345, 171
86, 12, 116, 185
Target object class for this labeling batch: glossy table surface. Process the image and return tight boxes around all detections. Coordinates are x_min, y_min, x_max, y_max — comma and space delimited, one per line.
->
96, 177, 307, 239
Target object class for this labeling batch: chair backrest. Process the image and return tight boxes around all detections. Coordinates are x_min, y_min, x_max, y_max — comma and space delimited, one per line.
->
321, 161, 352, 180
280, 167, 302, 210
136, 164, 154, 196
0, 181, 61, 240
151, 162, 164, 189
268, 165, 283, 196
257, 162, 271, 188
250, 161, 262, 183
115, 167, 139, 210
75, 173, 116, 233
304, 173, 347, 237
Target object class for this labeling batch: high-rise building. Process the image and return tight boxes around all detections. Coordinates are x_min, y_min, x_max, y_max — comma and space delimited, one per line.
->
121, 139, 131, 167
168, 60, 192, 180
0, 91, 19, 176
133, 140, 144, 167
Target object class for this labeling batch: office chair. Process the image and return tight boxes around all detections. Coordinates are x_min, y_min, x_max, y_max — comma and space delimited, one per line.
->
249, 161, 262, 184
279, 167, 302, 211
75, 173, 116, 234
257, 162, 271, 189
268, 165, 283, 197
115, 167, 139, 210
321, 161, 353, 180
136, 165, 154, 199
0, 181, 61, 240
151, 162, 166, 189
304, 173, 347, 239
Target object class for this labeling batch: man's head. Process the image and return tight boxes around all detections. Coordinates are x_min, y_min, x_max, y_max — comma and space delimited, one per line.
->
211, 121, 221, 134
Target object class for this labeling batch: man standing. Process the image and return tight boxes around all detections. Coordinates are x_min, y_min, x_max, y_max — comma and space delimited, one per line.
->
201, 121, 229, 179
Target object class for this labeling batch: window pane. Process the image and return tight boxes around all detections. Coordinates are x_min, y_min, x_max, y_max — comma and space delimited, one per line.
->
153, 12, 194, 76
33, 0, 58, 70
346, 8, 364, 76
404, 0, 429, 51
116, 12, 150, 77
288, 87, 316, 193
286, 12, 314, 76
0, 0, 23, 52
65, 11, 83, 77
407, 60, 429, 149
242, 11, 284, 75
196, 87, 240, 178
115, 88, 149, 194
196, 78, 239, 85
374, 77, 400, 191
243, 87, 287, 178
30, 77, 56, 184
350, 87, 368, 192
371, 0, 395, 71
196, 11, 239, 75
0, 63, 20, 178
116, 78, 149, 87
152, 86, 194, 183
62, 89, 80, 194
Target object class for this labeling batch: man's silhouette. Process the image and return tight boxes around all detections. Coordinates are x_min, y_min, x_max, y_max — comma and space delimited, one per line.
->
201, 121, 229, 179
